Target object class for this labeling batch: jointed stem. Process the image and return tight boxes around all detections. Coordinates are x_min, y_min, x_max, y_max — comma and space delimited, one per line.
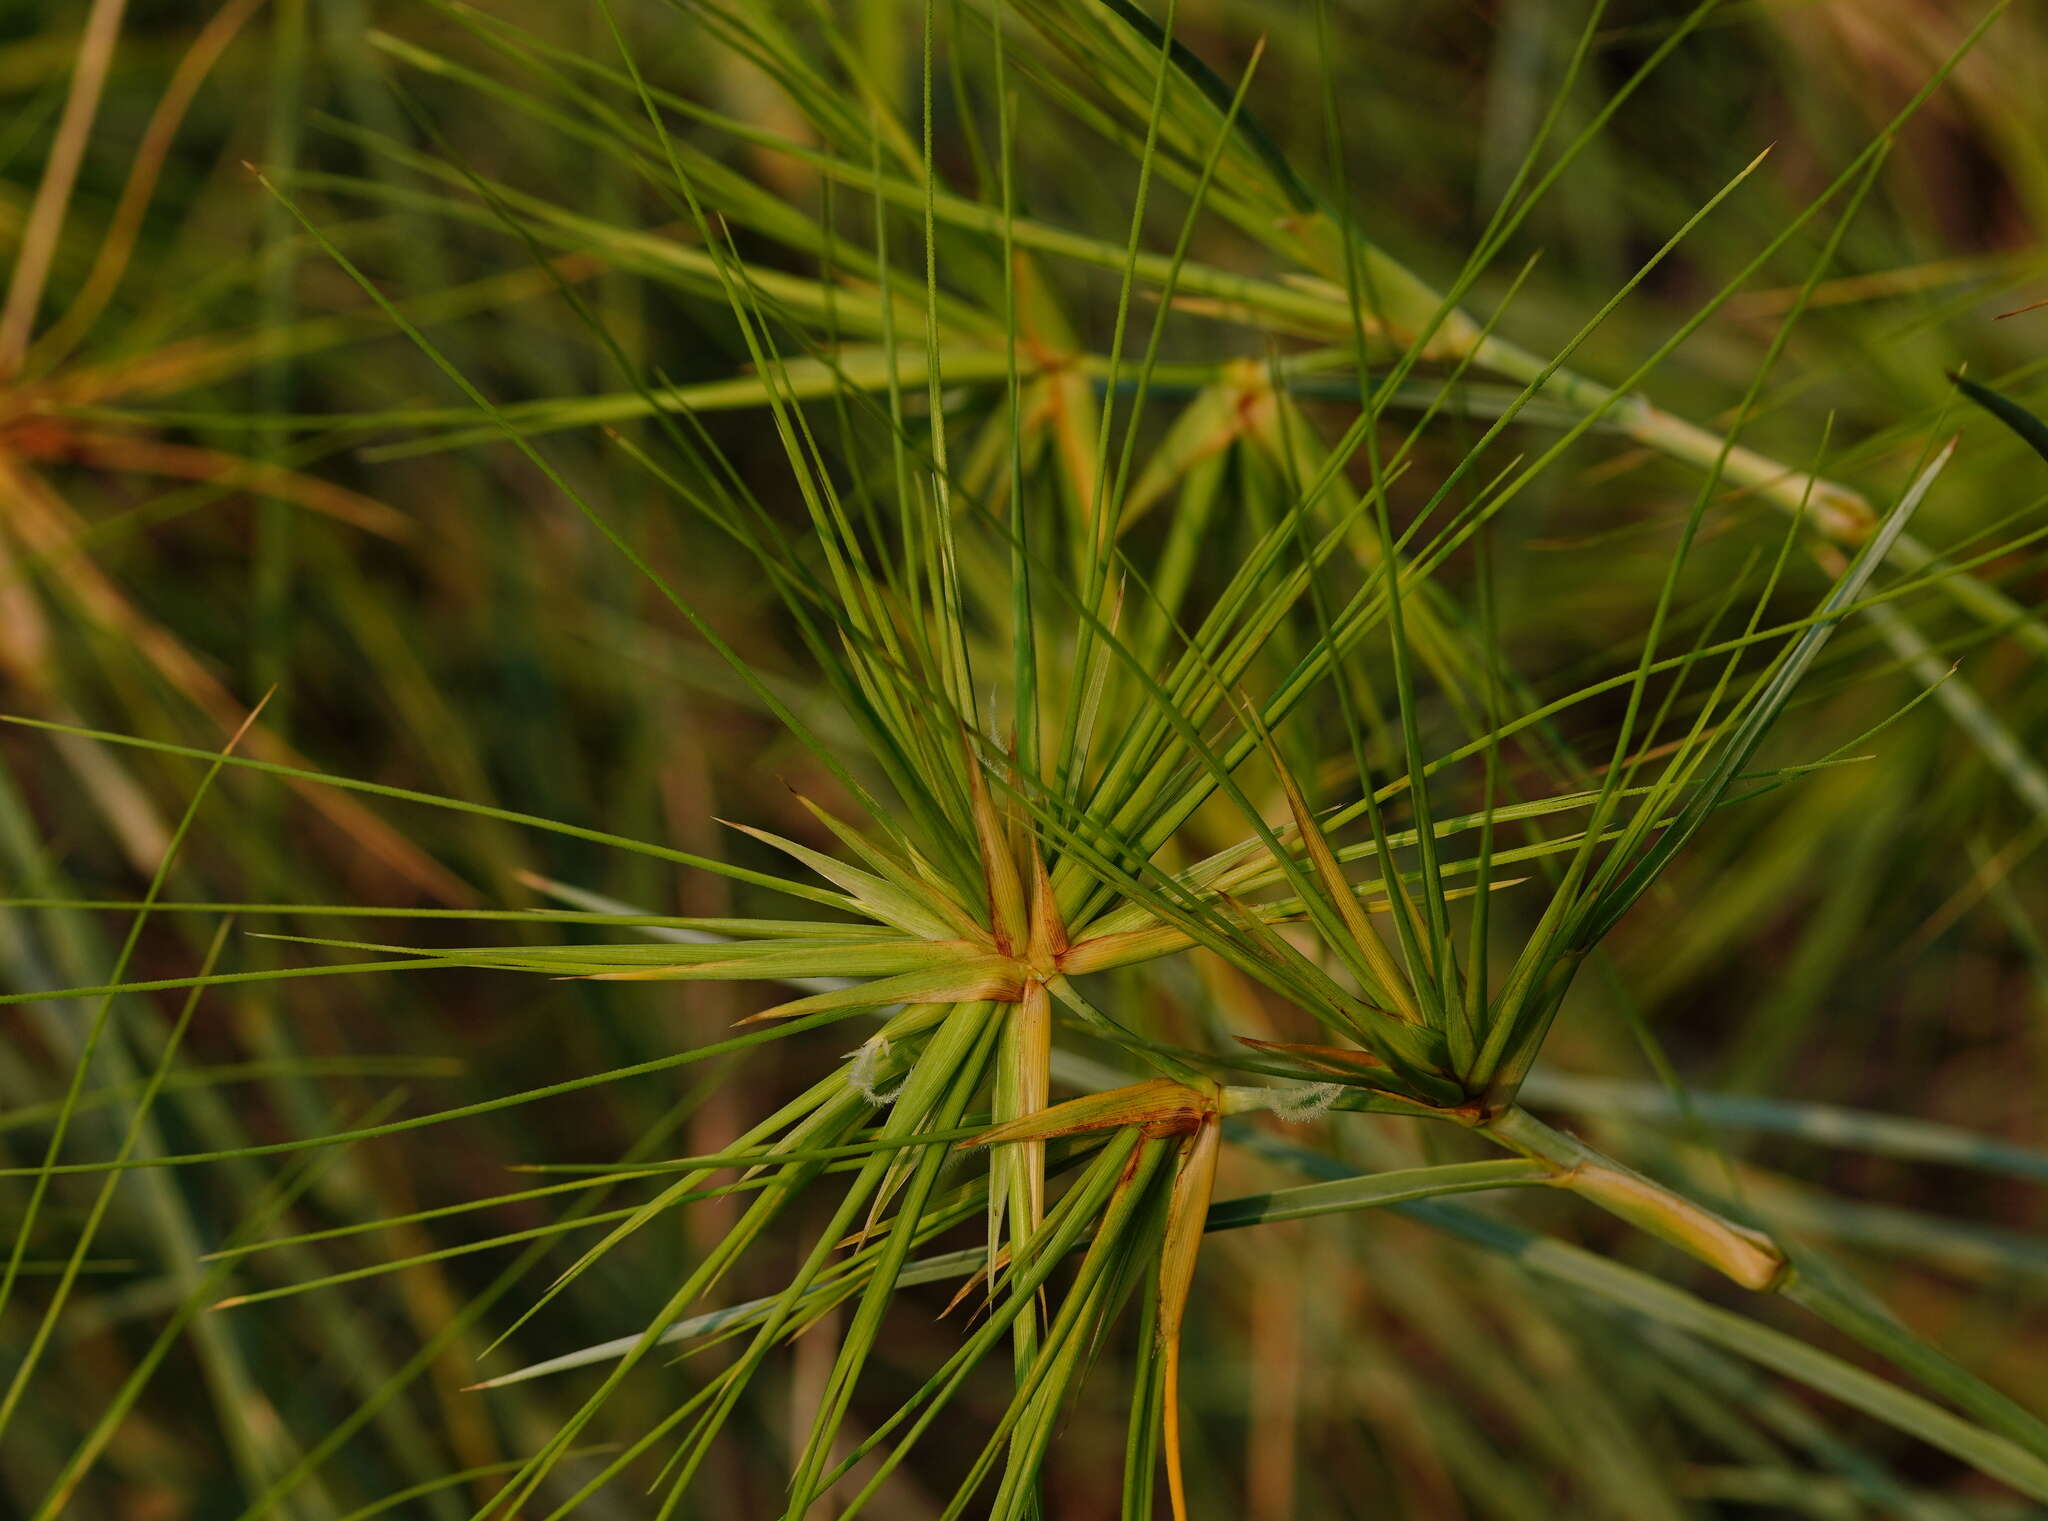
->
1480, 1105, 1790, 1293
1469, 333, 1874, 542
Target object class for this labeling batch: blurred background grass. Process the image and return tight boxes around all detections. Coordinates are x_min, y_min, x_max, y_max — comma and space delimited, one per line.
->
2, 1, 2046, 1517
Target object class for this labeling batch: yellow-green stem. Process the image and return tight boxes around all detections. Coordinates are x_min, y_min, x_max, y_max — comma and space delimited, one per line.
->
1471, 333, 1874, 541
1485, 1105, 1789, 1293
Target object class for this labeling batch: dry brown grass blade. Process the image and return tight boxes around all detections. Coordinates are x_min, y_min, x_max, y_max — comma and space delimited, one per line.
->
939, 1247, 1008, 1319
29, 0, 271, 374
29, 255, 611, 413
0, 472, 171, 868
28, 332, 305, 411
0, 454, 474, 902
1159, 1113, 1221, 1521
12, 425, 411, 539
0, 0, 131, 375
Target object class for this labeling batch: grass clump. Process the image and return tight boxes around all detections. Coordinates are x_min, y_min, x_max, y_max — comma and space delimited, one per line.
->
4, 1, 2048, 1517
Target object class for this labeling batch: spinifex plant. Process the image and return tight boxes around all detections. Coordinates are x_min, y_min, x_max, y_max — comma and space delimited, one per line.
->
8, 0, 2048, 1518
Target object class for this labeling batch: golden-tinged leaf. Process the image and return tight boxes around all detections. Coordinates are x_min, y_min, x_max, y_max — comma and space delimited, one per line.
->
736, 958, 1025, 1023
1158, 1114, 1221, 1521
964, 1079, 1210, 1149
1235, 1037, 1389, 1077
965, 745, 1029, 954
1026, 837, 1068, 968
1058, 924, 1193, 976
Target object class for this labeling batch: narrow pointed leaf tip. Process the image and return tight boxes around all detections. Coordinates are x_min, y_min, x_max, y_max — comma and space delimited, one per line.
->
1950, 371, 2048, 466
